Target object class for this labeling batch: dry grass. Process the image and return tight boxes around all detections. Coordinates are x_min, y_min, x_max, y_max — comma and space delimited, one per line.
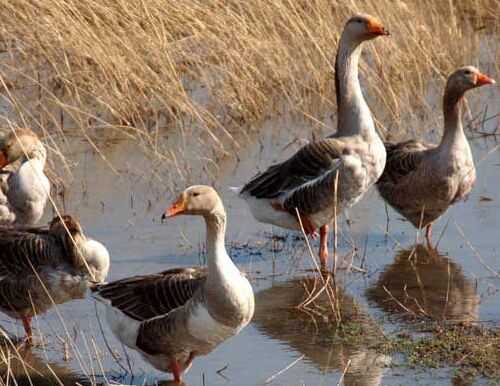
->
0, 0, 498, 156
0, 3, 497, 383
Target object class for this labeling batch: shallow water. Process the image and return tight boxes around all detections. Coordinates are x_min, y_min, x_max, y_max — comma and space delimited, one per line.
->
0, 80, 499, 386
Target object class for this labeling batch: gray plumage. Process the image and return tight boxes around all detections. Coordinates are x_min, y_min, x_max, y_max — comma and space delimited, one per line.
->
376, 66, 494, 234
0, 215, 110, 331
0, 128, 50, 226
241, 139, 348, 215
237, 14, 389, 266
93, 186, 254, 382
94, 268, 206, 322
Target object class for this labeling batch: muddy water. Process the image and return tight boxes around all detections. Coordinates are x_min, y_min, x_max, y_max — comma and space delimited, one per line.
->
0, 87, 499, 385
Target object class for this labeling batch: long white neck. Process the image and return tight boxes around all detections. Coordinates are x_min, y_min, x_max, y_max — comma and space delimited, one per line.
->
439, 88, 468, 152
335, 34, 376, 138
204, 210, 237, 278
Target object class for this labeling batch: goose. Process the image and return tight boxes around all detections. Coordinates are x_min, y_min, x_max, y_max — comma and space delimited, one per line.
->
376, 66, 495, 247
0, 128, 50, 226
92, 185, 254, 383
235, 14, 389, 268
0, 214, 110, 344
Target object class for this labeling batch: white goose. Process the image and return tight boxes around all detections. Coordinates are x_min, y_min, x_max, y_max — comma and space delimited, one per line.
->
93, 185, 254, 383
0, 128, 50, 225
0, 214, 110, 344
236, 14, 389, 268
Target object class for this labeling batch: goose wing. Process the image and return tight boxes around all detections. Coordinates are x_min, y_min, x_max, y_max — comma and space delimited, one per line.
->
281, 161, 343, 215
240, 139, 345, 202
92, 267, 207, 321
379, 140, 434, 184
0, 226, 62, 278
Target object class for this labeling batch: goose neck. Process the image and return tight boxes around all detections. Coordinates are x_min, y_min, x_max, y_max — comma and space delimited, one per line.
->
335, 35, 374, 138
204, 211, 229, 270
440, 88, 466, 148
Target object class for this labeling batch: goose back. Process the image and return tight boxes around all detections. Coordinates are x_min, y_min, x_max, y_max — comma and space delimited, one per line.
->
0, 226, 75, 277
93, 267, 207, 322
0, 217, 108, 318
240, 140, 345, 200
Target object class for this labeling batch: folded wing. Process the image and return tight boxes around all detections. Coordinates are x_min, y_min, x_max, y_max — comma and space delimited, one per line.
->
240, 139, 345, 203
93, 267, 207, 322
379, 140, 433, 184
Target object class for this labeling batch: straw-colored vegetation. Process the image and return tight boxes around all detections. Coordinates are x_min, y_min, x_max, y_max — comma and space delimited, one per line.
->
0, 0, 498, 155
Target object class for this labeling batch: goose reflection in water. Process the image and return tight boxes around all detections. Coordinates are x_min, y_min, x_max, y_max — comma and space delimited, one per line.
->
367, 244, 479, 323
254, 276, 390, 386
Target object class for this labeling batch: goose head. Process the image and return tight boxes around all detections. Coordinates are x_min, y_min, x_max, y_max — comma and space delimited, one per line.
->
445, 66, 495, 95
49, 214, 84, 238
162, 185, 225, 219
342, 13, 390, 43
0, 128, 46, 169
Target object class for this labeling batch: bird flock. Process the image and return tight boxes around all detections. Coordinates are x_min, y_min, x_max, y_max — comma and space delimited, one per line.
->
0, 13, 496, 384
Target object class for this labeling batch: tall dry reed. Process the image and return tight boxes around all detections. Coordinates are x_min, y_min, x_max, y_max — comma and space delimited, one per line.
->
0, 0, 498, 151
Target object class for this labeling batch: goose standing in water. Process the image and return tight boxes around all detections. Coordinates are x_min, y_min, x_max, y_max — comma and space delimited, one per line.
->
236, 14, 389, 268
0, 128, 50, 225
0, 215, 110, 344
93, 186, 254, 383
376, 67, 495, 247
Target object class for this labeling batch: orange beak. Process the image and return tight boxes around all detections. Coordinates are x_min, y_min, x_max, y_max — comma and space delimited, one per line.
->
476, 73, 496, 86
367, 19, 390, 36
0, 150, 8, 169
161, 194, 187, 221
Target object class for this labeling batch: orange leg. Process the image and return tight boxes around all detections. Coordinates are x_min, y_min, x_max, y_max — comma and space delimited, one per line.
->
169, 359, 182, 383
21, 316, 33, 346
319, 224, 329, 269
425, 224, 433, 249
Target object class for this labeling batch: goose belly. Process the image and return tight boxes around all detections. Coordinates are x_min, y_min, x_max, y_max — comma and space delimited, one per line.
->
187, 304, 240, 351
308, 191, 363, 228
103, 304, 193, 373
142, 352, 193, 373
308, 167, 367, 227
103, 304, 141, 350
242, 195, 300, 230
0, 270, 88, 318
45, 270, 89, 303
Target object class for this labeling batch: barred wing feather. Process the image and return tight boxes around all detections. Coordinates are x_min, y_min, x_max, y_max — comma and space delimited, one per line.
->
240, 139, 344, 200
93, 267, 207, 321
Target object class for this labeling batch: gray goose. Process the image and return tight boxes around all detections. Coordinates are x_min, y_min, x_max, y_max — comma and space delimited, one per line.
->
0, 128, 50, 225
0, 214, 110, 344
376, 66, 495, 247
236, 14, 389, 268
93, 185, 254, 384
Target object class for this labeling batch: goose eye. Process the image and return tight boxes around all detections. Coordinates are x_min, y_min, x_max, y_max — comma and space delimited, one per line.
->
464, 70, 472, 75
192, 192, 200, 197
